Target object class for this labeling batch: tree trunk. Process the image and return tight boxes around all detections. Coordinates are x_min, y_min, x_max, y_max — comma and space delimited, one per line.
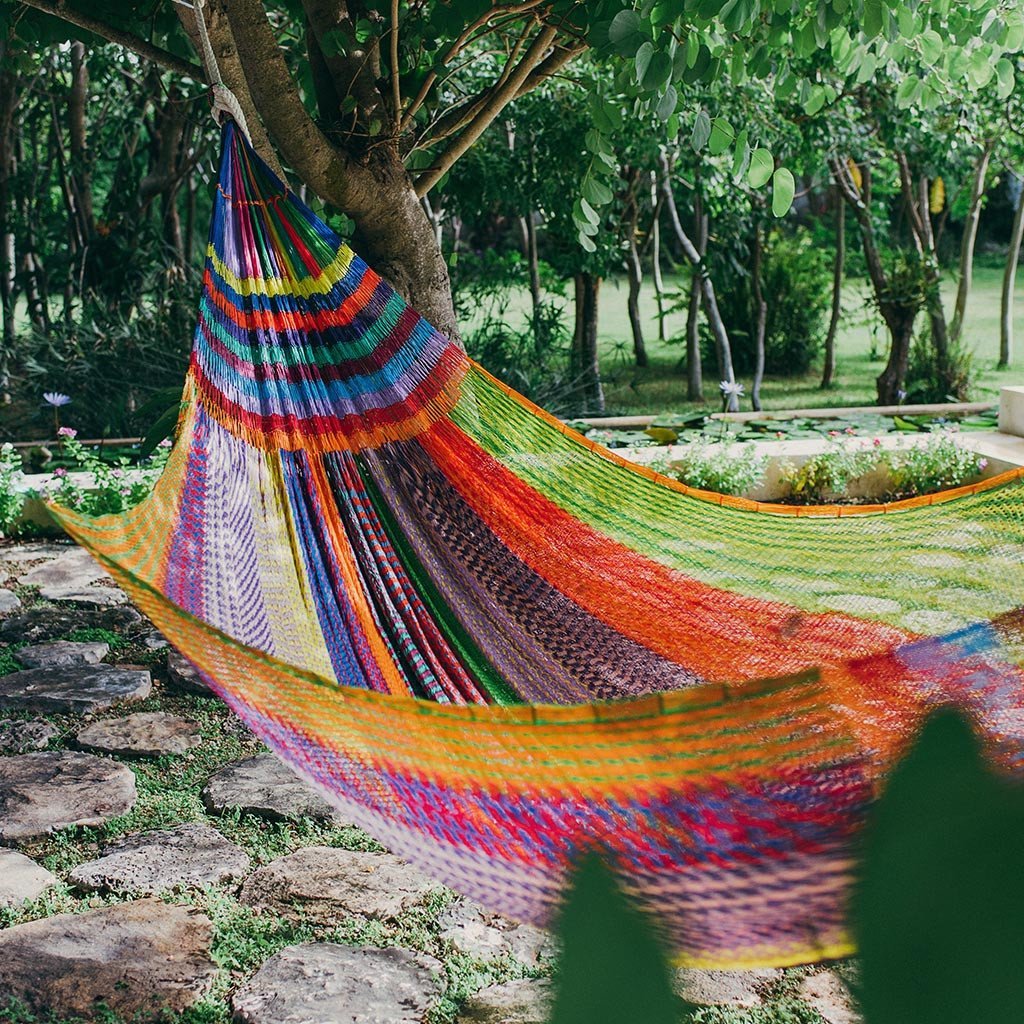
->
518, 213, 541, 315
950, 140, 993, 343
571, 272, 603, 413
625, 198, 647, 368
685, 275, 703, 402
649, 172, 666, 342
1000, 173, 1024, 368
657, 154, 737, 409
0, 42, 18, 379
876, 314, 917, 405
750, 222, 766, 412
68, 41, 94, 238
821, 183, 844, 388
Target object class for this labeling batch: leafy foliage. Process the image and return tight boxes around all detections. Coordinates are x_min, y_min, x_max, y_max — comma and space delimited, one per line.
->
856, 709, 1024, 1024
0, 443, 25, 535
659, 440, 768, 496
550, 851, 688, 1024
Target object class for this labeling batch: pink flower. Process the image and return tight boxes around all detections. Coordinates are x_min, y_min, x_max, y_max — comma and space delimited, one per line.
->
980, 458, 988, 470
828, 430, 840, 438
57, 426, 77, 439
872, 438, 882, 448
845, 426, 857, 435
53, 467, 67, 478
158, 438, 172, 449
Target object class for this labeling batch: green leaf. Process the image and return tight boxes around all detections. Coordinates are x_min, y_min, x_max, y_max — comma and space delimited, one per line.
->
140, 405, 180, 458
747, 147, 774, 188
732, 128, 751, 178
642, 49, 673, 90
967, 48, 995, 87
771, 167, 796, 216
708, 116, 734, 155
608, 9, 645, 53
655, 84, 678, 121
863, 0, 884, 38
635, 41, 654, 84
856, 710, 1024, 1024
996, 57, 1015, 98
577, 232, 597, 252
919, 28, 943, 64
583, 176, 614, 207
576, 197, 600, 226
895, 76, 921, 106
690, 109, 712, 152
804, 84, 827, 115
550, 852, 684, 1024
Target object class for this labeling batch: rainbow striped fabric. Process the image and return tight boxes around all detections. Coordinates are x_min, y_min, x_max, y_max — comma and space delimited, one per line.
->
53, 124, 1024, 968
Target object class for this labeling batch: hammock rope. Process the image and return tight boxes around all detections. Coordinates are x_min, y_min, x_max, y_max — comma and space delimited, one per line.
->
51, 124, 1024, 969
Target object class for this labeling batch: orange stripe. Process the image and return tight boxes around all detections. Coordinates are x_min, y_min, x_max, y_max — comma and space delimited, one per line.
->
420, 421, 915, 684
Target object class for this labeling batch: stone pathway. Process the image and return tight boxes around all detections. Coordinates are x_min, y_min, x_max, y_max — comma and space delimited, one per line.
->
0, 538, 861, 1024
0, 899, 217, 1019
232, 945, 444, 1024
202, 751, 345, 822
68, 823, 250, 895
0, 750, 137, 841
76, 710, 203, 757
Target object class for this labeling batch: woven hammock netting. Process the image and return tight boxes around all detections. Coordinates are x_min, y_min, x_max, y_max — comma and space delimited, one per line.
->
53, 124, 1024, 969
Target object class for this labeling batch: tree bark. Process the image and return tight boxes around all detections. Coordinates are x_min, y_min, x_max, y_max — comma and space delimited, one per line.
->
821, 182, 844, 389
0, 40, 19, 373
649, 172, 667, 342
831, 156, 922, 405
518, 214, 542, 316
571, 272, 604, 413
658, 155, 737, 409
950, 140, 993, 343
1001, 173, 1024, 368
625, 190, 647, 368
750, 222, 766, 412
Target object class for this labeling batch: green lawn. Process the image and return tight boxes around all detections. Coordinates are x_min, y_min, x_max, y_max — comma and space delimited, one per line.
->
471, 265, 1024, 416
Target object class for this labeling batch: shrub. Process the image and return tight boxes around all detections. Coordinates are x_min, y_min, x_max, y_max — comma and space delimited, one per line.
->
658, 440, 767, 497
885, 433, 986, 498
37, 431, 170, 517
905, 328, 973, 404
0, 444, 25, 535
779, 437, 878, 504
697, 232, 831, 377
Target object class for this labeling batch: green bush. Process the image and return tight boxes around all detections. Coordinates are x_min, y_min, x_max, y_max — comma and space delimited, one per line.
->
699, 232, 831, 377
885, 433, 986, 498
657, 440, 767, 497
0, 444, 25, 535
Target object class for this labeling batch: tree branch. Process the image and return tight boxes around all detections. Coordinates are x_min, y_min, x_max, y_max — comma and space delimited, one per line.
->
390, 0, 401, 134
17, 0, 202, 79
414, 24, 557, 195
224, 0, 351, 209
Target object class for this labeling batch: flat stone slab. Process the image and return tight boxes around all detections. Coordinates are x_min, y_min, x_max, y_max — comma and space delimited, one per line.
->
0, 542, 71, 565
76, 711, 202, 758
0, 718, 56, 753
673, 968, 781, 1008
437, 900, 555, 963
0, 898, 216, 1019
0, 751, 137, 842
0, 588, 21, 613
231, 944, 443, 1024
17, 639, 109, 669
0, 605, 141, 644
18, 547, 104, 591
457, 979, 553, 1024
240, 846, 433, 923
202, 753, 340, 822
0, 665, 151, 714
43, 585, 129, 607
799, 971, 861, 1024
0, 848, 58, 908
167, 649, 210, 694
68, 823, 250, 895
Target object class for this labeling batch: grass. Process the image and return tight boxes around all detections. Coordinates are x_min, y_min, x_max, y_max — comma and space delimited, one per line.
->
470, 266, 1024, 416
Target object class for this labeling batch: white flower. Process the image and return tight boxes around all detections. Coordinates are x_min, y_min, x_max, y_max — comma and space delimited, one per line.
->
719, 380, 745, 397
43, 392, 71, 407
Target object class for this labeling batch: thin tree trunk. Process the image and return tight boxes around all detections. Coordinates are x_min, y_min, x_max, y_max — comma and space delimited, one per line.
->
821, 182, 844, 388
685, 190, 707, 402
950, 140, 994, 343
751, 222, 766, 412
1000, 173, 1024, 368
649, 172, 666, 342
68, 41, 94, 237
625, 196, 647, 368
571, 272, 604, 413
0, 43, 19, 378
518, 213, 541, 315
658, 154, 738, 409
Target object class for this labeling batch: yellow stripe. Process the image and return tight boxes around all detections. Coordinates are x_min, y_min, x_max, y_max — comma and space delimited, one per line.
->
207, 244, 355, 299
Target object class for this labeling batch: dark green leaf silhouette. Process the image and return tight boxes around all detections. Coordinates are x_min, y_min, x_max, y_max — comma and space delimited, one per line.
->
550, 851, 692, 1024
856, 709, 1024, 1024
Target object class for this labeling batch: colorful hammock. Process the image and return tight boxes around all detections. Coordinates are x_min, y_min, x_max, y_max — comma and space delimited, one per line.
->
53, 124, 1024, 969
